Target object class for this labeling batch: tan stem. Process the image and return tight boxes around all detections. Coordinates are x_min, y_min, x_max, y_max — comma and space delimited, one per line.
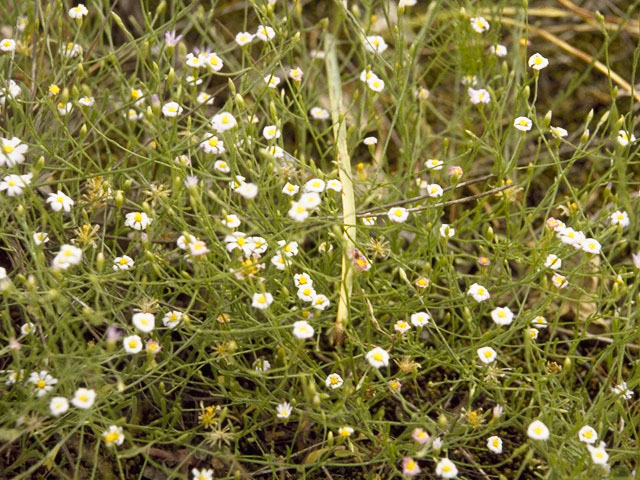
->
325, 33, 356, 345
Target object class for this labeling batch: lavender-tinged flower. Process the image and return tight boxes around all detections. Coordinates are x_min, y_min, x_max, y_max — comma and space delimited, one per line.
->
184, 176, 199, 188
164, 30, 183, 47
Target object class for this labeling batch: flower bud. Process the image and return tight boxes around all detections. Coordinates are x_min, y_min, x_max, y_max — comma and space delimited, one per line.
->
96, 252, 105, 273
580, 128, 590, 145
114, 190, 124, 209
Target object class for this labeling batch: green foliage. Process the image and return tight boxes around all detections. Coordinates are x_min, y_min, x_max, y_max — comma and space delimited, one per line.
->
0, 0, 639, 478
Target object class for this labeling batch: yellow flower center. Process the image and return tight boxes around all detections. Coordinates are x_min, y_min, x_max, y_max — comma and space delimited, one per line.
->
208, 138, 218, 147
257, 296, 266, 304
497, 310, 505, 318
585, 431, 592, 438
534, 426, 542, 435
134, 213, 142, 222
372, 352, 383, 362
36, 380, 46, 389
2, 144, 14, 153
105, 432, 119, 443
129, 340, 138, 348
79, 394, 88, 402
443, 465, 451, 472
119, 258, 128, 265
484, 350, 493, 358
406, 460, 415, 470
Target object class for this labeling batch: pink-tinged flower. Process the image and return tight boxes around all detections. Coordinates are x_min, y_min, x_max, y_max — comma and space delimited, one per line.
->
448, 165, 463, 179
349, 249, 371, 271
146, 339, 162, 355
402, 457, 420, 476
411, 427, 430, 445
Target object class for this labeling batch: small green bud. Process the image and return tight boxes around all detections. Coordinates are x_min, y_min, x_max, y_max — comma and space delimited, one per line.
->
166, 67, 175, 86
228, 78, 236, 95
114, 190, 124, 209
34, 156, 45, 173
178, 42, 187, 58
398, 267, 409, 284
111, 12, 134, 41
543, 110, 552, 128
438, 413, 448, 428
486, 226, 494, 242
580, 128, 590, 145
586, 108, 594, 125
235, 93, 245, 109
96, 252, 105, 273
597, 110, 610, 127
